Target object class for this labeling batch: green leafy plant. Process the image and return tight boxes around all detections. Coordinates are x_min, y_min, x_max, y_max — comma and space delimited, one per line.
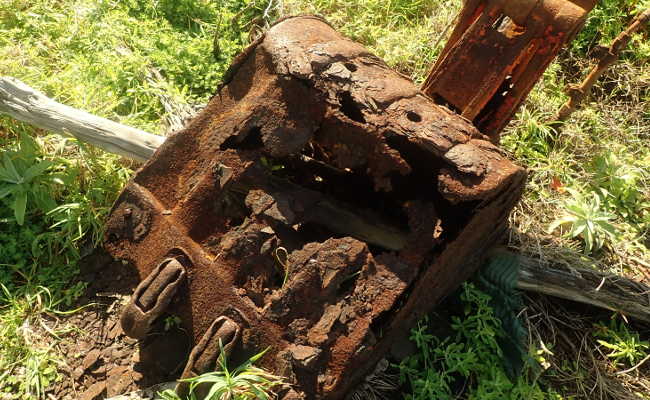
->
164, 315, 183, 331
503, 108, 556, 163
591, 152, 648, 225
549, 189, 618, 254
158, 345, 286, 400
0, 134, 56, 225
594, 318, 650, 369
397, 283, 554, 400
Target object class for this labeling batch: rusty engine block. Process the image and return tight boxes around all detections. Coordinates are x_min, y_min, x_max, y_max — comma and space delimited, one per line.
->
104, 16, 526, 399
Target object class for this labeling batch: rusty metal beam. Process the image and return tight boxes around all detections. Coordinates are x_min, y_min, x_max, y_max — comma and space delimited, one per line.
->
422, 0, 597, 141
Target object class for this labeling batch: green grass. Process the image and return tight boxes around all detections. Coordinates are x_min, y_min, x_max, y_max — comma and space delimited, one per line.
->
0, 0, 251, 134
0, 0, 648, 398
0, 129, 130, 397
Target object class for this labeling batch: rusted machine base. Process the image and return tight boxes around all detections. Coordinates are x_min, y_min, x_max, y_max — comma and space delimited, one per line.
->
105, 16, 525, 399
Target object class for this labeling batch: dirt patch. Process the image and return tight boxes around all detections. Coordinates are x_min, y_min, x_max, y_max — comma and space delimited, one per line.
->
47, 250, 188, 400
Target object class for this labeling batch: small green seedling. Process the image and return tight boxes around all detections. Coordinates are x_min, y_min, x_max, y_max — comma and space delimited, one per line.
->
164, 315, 183, 331
157, 344, 286, 400
594, 318, 650, 368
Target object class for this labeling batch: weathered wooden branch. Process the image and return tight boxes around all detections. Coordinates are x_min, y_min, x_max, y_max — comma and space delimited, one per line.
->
555, 8, 650, 122
517, 255, 650, 323
2, 76, 650, 324
0, 76, 164, 162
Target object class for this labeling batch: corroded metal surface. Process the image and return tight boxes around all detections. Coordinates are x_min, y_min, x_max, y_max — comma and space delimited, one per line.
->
422, 0, 596, 140
104, 16, 525, 399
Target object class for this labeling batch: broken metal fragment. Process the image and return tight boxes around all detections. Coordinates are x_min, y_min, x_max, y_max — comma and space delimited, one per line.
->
422, 0, 597, 140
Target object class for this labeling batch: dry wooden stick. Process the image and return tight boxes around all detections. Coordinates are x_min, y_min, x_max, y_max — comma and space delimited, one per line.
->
0, 76, 164, 162
517, 255, 650, 323
555, 9, 650, 122
3, 76, 650, 322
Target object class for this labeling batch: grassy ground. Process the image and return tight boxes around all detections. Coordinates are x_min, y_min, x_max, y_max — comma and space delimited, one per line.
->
0, 0, 649, 398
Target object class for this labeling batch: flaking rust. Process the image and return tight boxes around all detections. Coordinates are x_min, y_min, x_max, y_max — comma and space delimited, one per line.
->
105, 16, 526, 399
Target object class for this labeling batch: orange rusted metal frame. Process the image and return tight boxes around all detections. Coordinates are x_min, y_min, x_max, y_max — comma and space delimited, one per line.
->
421, 0, 596, 141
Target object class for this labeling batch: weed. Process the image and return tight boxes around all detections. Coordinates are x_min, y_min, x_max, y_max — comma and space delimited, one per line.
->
502, 108, 556, 164
397, 283, 555, 400
164, 315, 183, 331
0, 134, 56, 225
590, 151, 648, 226
157, 345, 286, 400
549, 188, 618, 254
594, 318, 650, 369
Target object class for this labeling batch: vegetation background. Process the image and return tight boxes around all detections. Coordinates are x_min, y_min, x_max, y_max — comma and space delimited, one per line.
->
0, 0, 648, 399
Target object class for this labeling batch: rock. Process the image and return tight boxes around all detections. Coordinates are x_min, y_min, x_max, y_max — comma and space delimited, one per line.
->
108, 320, 123, 339
89, 364, 107, 376
112, 347, 130, 359
79, 381, 106, 400
130, 349, 141, 364
82, 349, 102, 372
72, 366, 85, 380
282, 389, 306, 400
129, 369, 144, 383
104, 381, 176, 400
106, 366, 133, 397
287, 345, 321, 370
77, 341, 92, 354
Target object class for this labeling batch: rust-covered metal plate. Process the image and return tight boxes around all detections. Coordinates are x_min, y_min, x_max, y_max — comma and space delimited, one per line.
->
105, 16, 525, 399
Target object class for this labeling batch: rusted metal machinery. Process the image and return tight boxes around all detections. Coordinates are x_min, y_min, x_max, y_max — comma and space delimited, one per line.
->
104, 16, 525, 399
422, 0, 596, 141
106, 17, 525, 399
103, 0, 605, 396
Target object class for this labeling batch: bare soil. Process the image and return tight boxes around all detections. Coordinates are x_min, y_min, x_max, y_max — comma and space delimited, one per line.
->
48, 250, 189, 400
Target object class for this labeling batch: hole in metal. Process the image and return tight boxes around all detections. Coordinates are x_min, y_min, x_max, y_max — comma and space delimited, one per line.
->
338, 92, 366, 123
406, 111, 422, 122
